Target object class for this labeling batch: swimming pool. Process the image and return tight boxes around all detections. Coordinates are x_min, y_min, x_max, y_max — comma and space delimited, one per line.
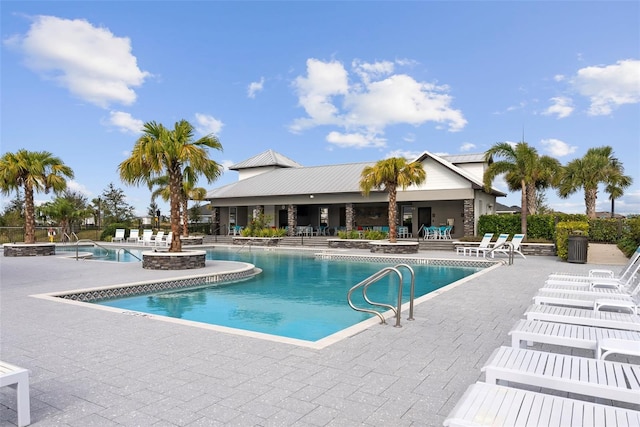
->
93, 249, 483, 343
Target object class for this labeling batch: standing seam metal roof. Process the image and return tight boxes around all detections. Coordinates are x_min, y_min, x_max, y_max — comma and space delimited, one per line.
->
207, 162, 374, 198
228, 149, 302, 170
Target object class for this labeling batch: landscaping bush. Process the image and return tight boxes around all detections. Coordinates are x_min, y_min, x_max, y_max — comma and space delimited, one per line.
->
618, 215, 640, 257
100, 223, 130, 241
555, 221, 589, 261
337, 230, 361, 239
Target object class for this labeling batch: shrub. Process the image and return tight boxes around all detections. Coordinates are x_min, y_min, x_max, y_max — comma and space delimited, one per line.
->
100, 223, 130, 241
618, 215, 640, 257
555, 221, 589, 261
363, 230, 388, 240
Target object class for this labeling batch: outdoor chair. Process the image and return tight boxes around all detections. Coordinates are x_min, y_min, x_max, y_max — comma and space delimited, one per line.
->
488, 233, 526, 258
546, 245, 640, 285
444, 381, 640, 427
456, 233, 493, 256
524, 303, 640, 332
141, 229, 153, 246
126, 229, 140, 243
112, 228, 125, 243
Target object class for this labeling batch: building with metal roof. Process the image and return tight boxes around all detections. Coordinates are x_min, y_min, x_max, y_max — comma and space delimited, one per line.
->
205, 149, 505, 238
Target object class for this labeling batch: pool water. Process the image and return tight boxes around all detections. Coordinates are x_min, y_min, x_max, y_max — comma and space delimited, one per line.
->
95, 249, 481, 342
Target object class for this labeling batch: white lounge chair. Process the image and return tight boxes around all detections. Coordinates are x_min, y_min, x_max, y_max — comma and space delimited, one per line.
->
0, 361, 30, 427
141, 229, 154, 246
456, 233, 493, 256
524, 304, 640, 332
126, 229, 140, 243
153, 231, 165, 246
481, 346, 640, 405
538, 267, 640, 295
112, 228, 125, 243
473, 233, 509, 258
544, 259, 640, 291
597, 337, 640, 360
488, 233, 526, 259
532, 287, 638, 313
509, 319, 640, 356
546, 245, 640, 284
443, 381, 640, 427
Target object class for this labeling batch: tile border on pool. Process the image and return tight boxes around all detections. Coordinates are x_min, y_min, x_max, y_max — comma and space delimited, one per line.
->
51, 261, 259, 302
315, 252, 500, 268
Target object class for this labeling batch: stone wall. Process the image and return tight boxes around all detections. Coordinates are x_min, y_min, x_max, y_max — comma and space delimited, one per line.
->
3, 243, 55, 257
369, 242, 419, 254
142, 251, 206, 270
328, 239, 371, 250
232, 237, 281, 246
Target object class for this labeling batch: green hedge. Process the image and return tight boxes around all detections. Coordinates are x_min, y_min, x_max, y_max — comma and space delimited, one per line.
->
555, 221, 589, 261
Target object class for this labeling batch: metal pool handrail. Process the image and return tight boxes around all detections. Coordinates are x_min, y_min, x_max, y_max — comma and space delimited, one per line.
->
347, 264, 416, 327
74, 239, 111, 260
116, 247, 142, 262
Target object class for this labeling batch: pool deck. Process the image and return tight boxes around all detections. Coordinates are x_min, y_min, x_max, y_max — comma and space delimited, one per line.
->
0, 243, 634, 426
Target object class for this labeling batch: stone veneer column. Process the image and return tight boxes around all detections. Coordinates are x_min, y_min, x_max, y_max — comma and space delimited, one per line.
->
287, 205, 297, 236
253, 205, 263, 219
463, 199, 475, 236
212, 208, 219, 234
345, 203, 354, 232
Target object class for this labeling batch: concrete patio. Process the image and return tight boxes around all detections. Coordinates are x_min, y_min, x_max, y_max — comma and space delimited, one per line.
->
0, 243, 632, 426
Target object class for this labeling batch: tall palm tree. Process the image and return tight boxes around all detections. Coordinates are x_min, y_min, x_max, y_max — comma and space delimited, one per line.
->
558, 146, 632, 219
119, 120, 223, 252
360, 157, 426, 243
505, 156, 561, 215
483, 142, 552, 234
148, 167, 210, 237
0, 149, 74, 244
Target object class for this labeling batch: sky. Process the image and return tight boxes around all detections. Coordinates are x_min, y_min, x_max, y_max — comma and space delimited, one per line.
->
1, 1, 639, 218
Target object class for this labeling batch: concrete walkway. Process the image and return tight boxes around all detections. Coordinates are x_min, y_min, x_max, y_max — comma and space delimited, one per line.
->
0, 245, 635, 426
587, 242, 629, 265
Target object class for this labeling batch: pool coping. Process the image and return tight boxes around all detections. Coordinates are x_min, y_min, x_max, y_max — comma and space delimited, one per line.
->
31, 247, 503, 349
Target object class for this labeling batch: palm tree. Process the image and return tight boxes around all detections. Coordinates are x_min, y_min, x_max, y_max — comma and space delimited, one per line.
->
148, 168, 210, 237
119, 120, 223, 252
0, 149, 74, 244
40, 196, 89, 240
605, 174, 632, 218
505, 157, 561, 215
360, 157, 426, 243
483, 142, 556, 234
558, 146, 632, 219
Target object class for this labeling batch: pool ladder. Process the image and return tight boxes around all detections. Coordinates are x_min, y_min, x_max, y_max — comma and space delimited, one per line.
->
347, 264, 415, 328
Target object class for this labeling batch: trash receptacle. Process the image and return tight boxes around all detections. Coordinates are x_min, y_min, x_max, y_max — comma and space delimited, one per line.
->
567, 235, 588, 263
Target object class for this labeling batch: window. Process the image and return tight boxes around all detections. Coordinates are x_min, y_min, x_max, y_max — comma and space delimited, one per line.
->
229, 207, 237, 226
402, 206, 413, 227
320, 207, 329, 226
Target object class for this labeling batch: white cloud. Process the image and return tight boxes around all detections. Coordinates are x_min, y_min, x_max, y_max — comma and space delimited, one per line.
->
403, 133, 416, 143
106, 111, 143, 133
540, 138, 577, 157
290, 59, 349, 133
352, 59, 395, 83
385, 149, 423, 160
5, 15, 150, 108
195, 113, 224, 136
219, 160, 235, 171
460, 142, 476, 152
571, 59, 640, 115
326, 131, 385, 148
542, 96, 574, 119
65, 180, 92, 197
554, 74, 565, 82
247, 77, 265, 98
290, 58, 466, 146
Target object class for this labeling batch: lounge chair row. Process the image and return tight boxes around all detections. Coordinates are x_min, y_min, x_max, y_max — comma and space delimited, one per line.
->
444, 246, 640, 426
455, 233, 526, 258
112, 228, 172, 247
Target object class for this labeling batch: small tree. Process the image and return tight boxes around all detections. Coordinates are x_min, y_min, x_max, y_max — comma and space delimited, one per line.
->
0, 149, 74, 243
360, 157, 426, 243
100, 183, 136, 224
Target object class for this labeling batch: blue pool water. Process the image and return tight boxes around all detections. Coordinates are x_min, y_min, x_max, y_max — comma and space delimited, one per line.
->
94, 249, 481, 342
